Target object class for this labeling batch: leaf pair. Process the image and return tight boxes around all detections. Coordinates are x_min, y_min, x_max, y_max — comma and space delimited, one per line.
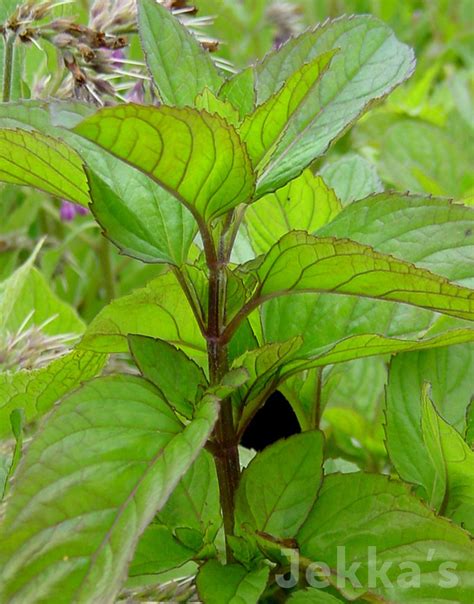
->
0, 333, 225, 603
208, 428, 474, 603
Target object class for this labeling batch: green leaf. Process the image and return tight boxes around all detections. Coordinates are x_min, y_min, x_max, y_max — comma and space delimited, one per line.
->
288, 589, 346, 603
0, 129, 89, 206
0, 349, 106, 438
253, 17, 413, 102
235, 431, 324, 539
298, 473, 474, 602
196, 560, 269, 604
0, 100, 89, 133
324, 407, 386, 465
0, 1, 20, 21
466, 401, 474, 448
0, 375, 218, 603
195, 88, 240, 127
212, 366, 250, 398
1, 409, 23, 499
0, 248, 84, 336
240, 50, 336, 168
128, 334, 207, 419
219, 68, 256, 119
0, 101, 197, 266
137, 0, 222, 107
260, 193, 474, 362
323, 356, 387, 418
317, 193, 474, 286
252, 16, 415, 195
320, 154, 383, 206
287, 330, 474, 373
420, 386, 449, 511
128, 524, 194, 578
130, 449, 220, 578
85, 168, 183, 265
244, 170, 341, 255
323, 458, 361, 475
251, 232, 474, 322
157, 450, 220, 539
378, 118, 473, 197
279, 367, 322, 431
75, 105, 256, 222
385, 344, 474, 501
79, 271, 207, 363
82, 155, 196, 267
421, 387, 474, 531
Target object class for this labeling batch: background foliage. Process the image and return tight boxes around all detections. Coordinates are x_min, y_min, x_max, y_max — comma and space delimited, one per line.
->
0, 0, 473, 602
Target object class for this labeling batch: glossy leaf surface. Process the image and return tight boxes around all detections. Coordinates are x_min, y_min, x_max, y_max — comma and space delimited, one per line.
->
75, 105, 255, 221
0, 128, 89, 206
253, 232, 474, 321
245, 170, 341, 255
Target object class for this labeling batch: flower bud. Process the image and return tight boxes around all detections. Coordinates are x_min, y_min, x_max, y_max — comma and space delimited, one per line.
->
60, 200, 88, 221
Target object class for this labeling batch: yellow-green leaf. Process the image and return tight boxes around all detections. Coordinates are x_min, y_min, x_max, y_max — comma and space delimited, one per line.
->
75, 105, 256, 221
244, 170, 341, 255
0, 129, 89, 206
240, 51, 336, 169
252, 232, 474, 322
421, 386, 474, 531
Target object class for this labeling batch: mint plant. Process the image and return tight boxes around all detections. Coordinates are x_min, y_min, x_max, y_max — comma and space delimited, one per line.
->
0, 1, 473, 602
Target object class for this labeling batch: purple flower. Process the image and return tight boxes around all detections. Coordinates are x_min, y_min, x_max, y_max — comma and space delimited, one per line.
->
111, 48, 125, 69
60, 200, 88, 221
126, 81, 145, 104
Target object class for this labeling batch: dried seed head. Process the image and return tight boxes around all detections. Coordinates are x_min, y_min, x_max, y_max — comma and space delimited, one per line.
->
18, 26, 38, 43
164, 0, 198, 14
77, 43, 95, 62
267, 1, 303, 48
91, 76, 116, 96
49, 18, 76, 33
63, 51, 87, 84
52, 32, 76, 47
89, 0, 136, 32
31, 0, 53, 21
201, 39, 219, 52
0, 312, 77, 371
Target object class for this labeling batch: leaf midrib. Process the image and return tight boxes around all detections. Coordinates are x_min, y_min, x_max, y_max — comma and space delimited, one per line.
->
257, 26, 404, 187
